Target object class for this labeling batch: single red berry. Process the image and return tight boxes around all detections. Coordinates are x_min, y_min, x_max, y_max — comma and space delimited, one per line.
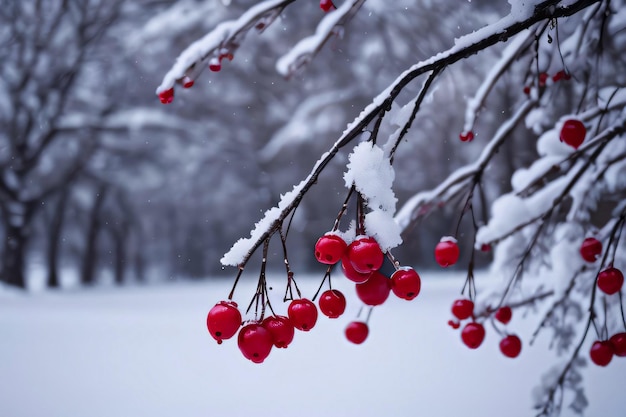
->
181, 76, 194, 89
559, 119, 586, 149
209, 57, 221, 72
459, 131, 474, 142
347, 236, 384, 274
318, 289, 347, 318
609, 332, 626, 357
356, 271, 391, 306
345, 321, 369, 344
461, 322, 485, 349
206, 300, 242, 344
495, 306, 512, 325
480, 243, 492, 252
552, 70, 568, 82
597, 267, 624, 295
320, 0, 336, 12
451, 299, 474, 320
580, 237, 602, 263
314, 234, 347, 265
341, 256, 372, 283
261, 315, 295, 348
390, 268, 421, 300
158, 87, 174, 104
538, 72, 548, 87
523, 85, 531, 95
288, 299, 318, 331
499, 334, 522, 358
237, 322, 273, 363
448, 320, 460, 329
589, 340, 614, 367
434, 237, 460, 267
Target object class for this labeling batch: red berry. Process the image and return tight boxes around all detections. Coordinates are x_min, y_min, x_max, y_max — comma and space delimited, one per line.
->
262, 315, 295, 348
538, 72, 548, 87
341, 256, 372, 283
461, 322, 485, 349
390, 268, 421, 300
356, 271, 391, 306
345, 321, 369, 344
451, 299, 474, 320
597, 267, 624, 295
499, 334, 522, 358
480, 243, 492, 252
495, 306, 512, 325
209, 57, 221, 72
559, 119, 586, 149
318, 289, 347, 318
589, 340, 614, 367
523, 85, 531, 95
158, 87, 174, 104
347, 236, 384, 273
320, 0, 336, 12
181, 76, 194, 89
206, 300, 241, 344
580, 237, 602, 262
314, 234, 347, 265
609, 332, 626, 357
552, 70, 567, 82
237, 322, 273, 363
448, 320, 460, 329
459, 131, 474, 142
288, 299, 318, 331
434, 237, 460, 267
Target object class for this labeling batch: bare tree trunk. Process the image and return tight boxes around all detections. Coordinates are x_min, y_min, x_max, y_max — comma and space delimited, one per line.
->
81, 185, 108, 286
46, 190, 70, 288
2, 222, 28, 289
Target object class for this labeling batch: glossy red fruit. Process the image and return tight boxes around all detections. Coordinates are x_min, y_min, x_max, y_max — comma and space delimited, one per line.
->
182, 76, 194, 89
434, 237, 460, 267
206, 300, 242, 344
609, 332, 626, 357
261, 315, 295, 348
238, 323, 273, 363
523, 85, 531, 95
314, 234, 347, 265
320, 0, 336, 12
597, 267, 624, 295
356, 271, 391, 306
589, 340, 614, 367
347, 237, 384, 273
580, 237, 602, 262
461, 322, 485, 349
480, 243, 492, 252
459, 131, 474, 142
451, 299, 474, 320
552, 70, 570, 82
559, 119, 586, 149
345, 321, 369, 344
538, 72, 548, 87
448, 320, 460, 329
318, 289, 347, 318
158, 88, 174, 104
499, 334, 522, 358
341, 256, 372, 283
209, 57, 221, 72
391, 268, 421, 300
495, 306, 512, 325
288, 299, 318, 331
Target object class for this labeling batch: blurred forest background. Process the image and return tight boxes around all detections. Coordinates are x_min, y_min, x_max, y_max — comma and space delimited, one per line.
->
0, 0, 545, 290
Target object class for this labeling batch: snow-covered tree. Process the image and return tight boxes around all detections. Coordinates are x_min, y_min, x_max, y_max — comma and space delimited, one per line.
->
156, 0, 625, 415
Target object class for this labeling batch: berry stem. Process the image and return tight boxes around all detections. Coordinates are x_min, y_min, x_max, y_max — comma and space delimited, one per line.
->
332, 186, 355, 232
312, 266, 333, 301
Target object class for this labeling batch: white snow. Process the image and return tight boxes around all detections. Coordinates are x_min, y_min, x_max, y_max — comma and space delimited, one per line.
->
1, 273, 624, 417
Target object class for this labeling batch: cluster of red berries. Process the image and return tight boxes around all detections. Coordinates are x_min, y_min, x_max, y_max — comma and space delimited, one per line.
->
523, 69, 571, 95
448, 299, 521, 358
206, 297, 322, 363
590, 333, 626, 366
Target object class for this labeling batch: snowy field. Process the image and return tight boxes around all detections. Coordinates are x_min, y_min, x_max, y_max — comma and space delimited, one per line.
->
1, 272, 624, 417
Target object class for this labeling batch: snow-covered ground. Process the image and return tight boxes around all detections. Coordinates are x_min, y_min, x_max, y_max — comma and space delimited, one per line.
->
1, 272, 624, 417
